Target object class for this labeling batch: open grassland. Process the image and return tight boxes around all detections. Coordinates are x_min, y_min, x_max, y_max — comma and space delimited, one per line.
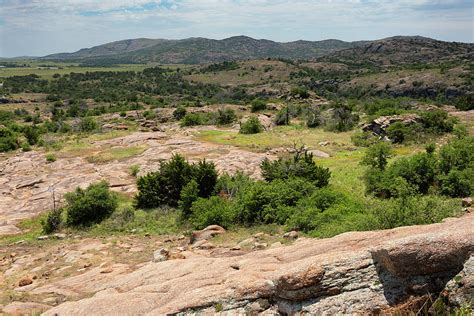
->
196, 125, 355, 154
0, 63, 150, 79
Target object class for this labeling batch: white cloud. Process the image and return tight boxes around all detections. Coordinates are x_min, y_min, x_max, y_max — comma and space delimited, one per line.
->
0, 0, 472, 56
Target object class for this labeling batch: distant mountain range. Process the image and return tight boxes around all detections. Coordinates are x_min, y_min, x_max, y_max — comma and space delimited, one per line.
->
41, 35, 473, 65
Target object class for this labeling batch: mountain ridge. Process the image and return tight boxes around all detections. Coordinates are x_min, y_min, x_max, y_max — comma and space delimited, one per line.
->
41, 35, 473, 65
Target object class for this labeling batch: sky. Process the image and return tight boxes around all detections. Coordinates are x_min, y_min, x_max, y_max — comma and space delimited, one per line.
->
0, 0, 473, 57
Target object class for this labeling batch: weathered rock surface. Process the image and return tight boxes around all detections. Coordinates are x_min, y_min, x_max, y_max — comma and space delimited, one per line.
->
0, 130, 272, 235
43, 213, 473, 315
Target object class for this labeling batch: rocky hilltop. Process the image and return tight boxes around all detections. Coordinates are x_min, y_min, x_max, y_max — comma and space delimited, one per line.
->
6, 212, 467, 315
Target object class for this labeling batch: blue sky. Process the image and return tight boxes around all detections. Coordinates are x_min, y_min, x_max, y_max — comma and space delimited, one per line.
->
0, 0, 473, 57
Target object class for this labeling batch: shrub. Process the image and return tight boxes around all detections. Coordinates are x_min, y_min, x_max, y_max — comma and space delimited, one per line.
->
129, 165, 140, 177
239, 116, 263, 134
305, 107, 322, 128
351, 131, 377, 147
23, 125, 41, 145
371, 195, 460, 229
179, 179, 199, 217
42, 208, 63, 234
326, 104, 358, 132
190, 196, 235, 229
236, 178, 316, 224
135, 154, 218, 209
260, 147, 331, 187
361, 142, 392, 171
386, 122, 410, 143
274, 108, 290, 126
216, 108, 236, 125
21, 142, 31, 152
439, 169, 473, 198
193, 159, 218, 198
214, 171, 253, 198
181, 113, 203, 126
173, 106, 187, 120
0, 127, 18, 152
250, 98, 267, 112
65, 181, 118, 227
79, 116, 98, 132
420, 110, 455, 134
46, 153, 56, 163
290, 87, 310, 99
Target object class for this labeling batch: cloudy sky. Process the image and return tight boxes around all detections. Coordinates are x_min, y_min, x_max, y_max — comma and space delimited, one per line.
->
0, 0, 473, 57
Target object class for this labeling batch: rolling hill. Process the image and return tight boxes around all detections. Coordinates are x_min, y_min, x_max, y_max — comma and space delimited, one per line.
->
41, 35, 473, 65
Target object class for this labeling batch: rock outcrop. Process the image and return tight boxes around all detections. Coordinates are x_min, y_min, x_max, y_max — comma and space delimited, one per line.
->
43, 213, 473, 315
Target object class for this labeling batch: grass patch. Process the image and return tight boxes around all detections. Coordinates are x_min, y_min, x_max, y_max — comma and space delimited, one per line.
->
196, 125, 354, 153
86, 145, 147, 163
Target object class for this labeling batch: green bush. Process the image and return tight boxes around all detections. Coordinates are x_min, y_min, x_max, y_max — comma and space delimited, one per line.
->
260, 148, 331, 187
23, 125, 41, 145
42, 208, 63, 234
65, 181, 118, 227
236, 178, 316, 224
275, 108, 291, 126
46, 153, 57, 163
386, 122, 410, 143
214, 171, 253, 198
250, 99, 267, 112
0, 127, 18, 152
181, 113, 204, 126
290, 87, 310, 99
21, 142, 32, 152
363, 137, 473, 198
326, 103, 358, 132
361, 142, 392, 171
173, 106, 187, 120
351, 131, 377, 147
371, 195, 460, 229
420, 110, 455, 134
179, 180, 200, 217
239, 116, 263, 134
79, 116, 98, 132
439, 169, 473, 198
216, 108, 236, 125
305, 107, 322, 128
190, 196, 235, 229
129, 165, 140, 177
135, 154, 218, 209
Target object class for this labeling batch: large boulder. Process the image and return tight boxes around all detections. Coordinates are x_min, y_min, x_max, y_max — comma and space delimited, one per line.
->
362, 113, 422, 136
191, 225, 226, 243
43, 213, 473, 315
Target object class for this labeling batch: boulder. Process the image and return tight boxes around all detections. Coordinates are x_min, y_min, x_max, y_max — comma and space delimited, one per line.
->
462, 197, 472, 207
362, 114, 422, 136
18, 275, 33, 287
191, 225, 226, 243
152, 248, 169, 262
43, 213, 474, 315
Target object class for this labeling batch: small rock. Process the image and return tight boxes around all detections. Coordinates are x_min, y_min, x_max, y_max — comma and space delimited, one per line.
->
270, 242, 283, 249
284, 231, 299, 239
461, 197, 472, 207
191, 225, 226, 243
37, 235, 49, 241
53, 233, 66, 239
253, 242, 268, 250
230, 263, 240, 270
319, 141, 330, 147
153, 248, 169, 262
18, 276, 33, 287
176, 247, 186, 252
253, 232, 265, 238
191, 240, 215, 250
10, 252, 17, 258
238, 238, 255, 248
83, 262, 92, 268
231, 245, 242, 251
100, 268, 113, 274
178, 235, 186, 240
